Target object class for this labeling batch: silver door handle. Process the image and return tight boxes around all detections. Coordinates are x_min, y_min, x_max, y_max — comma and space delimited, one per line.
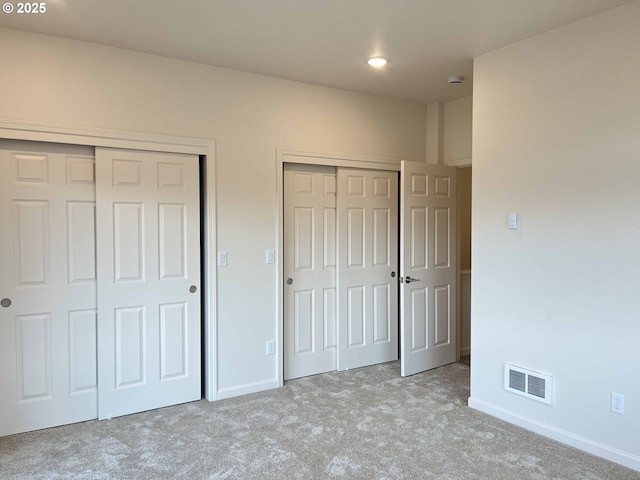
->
405, 276, 421, 284
189, 285, 197, 293
1, 298, 11, 308
286, 278, 293, 285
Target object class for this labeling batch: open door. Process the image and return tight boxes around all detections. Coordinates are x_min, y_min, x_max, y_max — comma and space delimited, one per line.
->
400, 161, 457, 377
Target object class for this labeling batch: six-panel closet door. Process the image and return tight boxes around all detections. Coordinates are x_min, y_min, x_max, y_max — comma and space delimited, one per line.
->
96, 148, 201, 420
283, 164, 337, 380
0, 141, 98, 436
283, 164, 399, 378
336, 168, 399, 371
0, 141, 203, 436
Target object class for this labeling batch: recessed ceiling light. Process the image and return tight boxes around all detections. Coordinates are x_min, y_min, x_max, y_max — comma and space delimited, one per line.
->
368, 57, 388, 67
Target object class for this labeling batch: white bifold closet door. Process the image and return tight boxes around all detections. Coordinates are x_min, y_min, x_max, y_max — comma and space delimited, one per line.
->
283, 164, 337, 380
0, 141, 98, 436
337, 168, 398, 371
95, 148, 201, 420
400, 161, 457, 377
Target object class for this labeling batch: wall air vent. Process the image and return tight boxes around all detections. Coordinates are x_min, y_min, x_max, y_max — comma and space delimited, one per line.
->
504, 364, 553, 405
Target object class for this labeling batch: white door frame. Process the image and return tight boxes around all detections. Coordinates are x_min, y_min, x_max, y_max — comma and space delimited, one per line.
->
0, 120, 219, 401
276, 148, 403, 387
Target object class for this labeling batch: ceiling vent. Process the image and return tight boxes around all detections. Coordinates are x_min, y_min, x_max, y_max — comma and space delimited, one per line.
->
504, 364, 553, 405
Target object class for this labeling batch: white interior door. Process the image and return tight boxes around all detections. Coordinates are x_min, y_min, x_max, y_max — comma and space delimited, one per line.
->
0, 140, 97, 435
337, 168, 398, 371
400, 161, 457, 377
96, 148, 201, 419
284, 164, 337, 380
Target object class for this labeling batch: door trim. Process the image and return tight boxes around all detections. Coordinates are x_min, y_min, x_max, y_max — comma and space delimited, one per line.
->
0, 119, 219, 401
276, 148, 404, 387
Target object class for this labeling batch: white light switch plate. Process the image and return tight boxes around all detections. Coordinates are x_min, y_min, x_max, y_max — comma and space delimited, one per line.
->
266, 249, 275, 264
218, 251, 228, 266
508, 212, 519, 229
266, 340, 275, 355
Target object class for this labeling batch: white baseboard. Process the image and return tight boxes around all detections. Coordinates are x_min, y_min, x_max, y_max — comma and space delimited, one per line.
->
468, 397, 640, 472
460, 347, 471, 356
216, 379, 278, 400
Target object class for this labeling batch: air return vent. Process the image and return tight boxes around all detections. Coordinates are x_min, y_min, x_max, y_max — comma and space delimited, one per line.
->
504, 364, 553, 405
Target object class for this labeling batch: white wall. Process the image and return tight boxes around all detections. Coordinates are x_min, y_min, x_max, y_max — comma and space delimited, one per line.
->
425, 96, 472, 166
470, 1, 640, 470
425, 102, 443, 164
0, 27, 427, 396
443, 96, 472, 166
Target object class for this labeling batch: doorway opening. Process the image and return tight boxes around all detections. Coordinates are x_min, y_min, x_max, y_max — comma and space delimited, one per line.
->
457, 166, 471, 367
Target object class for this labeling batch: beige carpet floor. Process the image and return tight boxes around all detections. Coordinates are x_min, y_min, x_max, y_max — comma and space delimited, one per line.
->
1, 361, 637, 479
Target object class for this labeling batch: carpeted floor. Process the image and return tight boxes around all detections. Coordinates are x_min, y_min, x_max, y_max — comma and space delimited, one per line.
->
1, 361, 637, 479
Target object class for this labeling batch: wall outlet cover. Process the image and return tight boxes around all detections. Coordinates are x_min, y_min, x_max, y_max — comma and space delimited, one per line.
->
611, 392, 624, 415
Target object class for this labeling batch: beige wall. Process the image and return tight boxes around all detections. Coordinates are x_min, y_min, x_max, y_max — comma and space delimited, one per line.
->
471, 1, 640, 470
426, 95, 472, 166
425, 102, 443, 164
444, 96, 472, 166
0, 27, 427, 395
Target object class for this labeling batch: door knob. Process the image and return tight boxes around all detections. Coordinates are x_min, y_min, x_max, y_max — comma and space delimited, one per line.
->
189, 285, 197, 293
405, 276, 421, 284
286, 278, 293, 285
391, 272, 396, 277
1, 298, 11, 308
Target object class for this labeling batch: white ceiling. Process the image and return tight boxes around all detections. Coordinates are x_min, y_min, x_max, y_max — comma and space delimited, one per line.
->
0, 0, 633, 103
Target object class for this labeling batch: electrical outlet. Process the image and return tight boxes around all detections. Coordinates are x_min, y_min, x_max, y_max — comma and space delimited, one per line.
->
266, 340, 275, 356
611, 392, 624, 415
